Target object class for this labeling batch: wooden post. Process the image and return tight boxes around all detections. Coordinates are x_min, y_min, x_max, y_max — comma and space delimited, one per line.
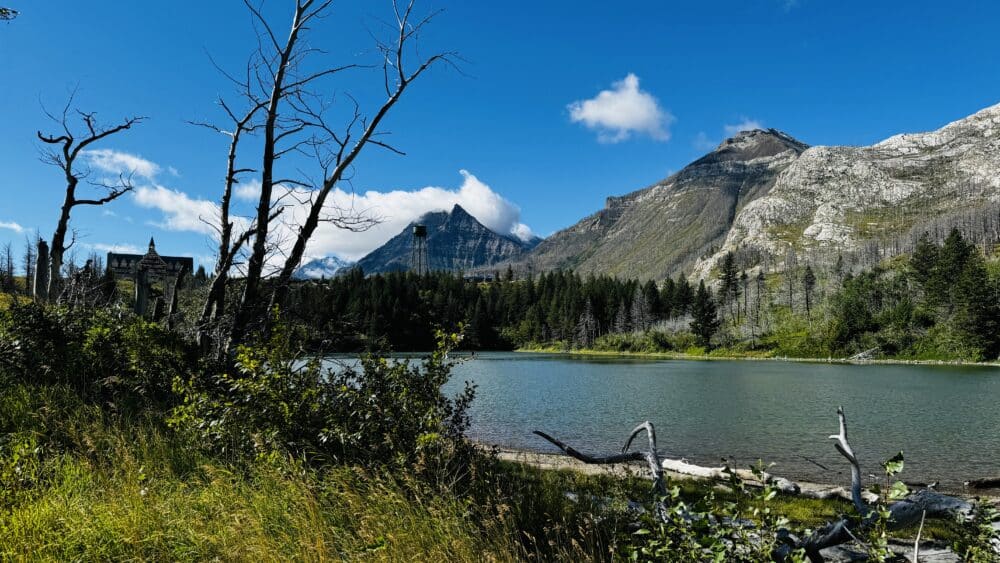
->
134, 267, 149, 316
166, 269, 185, 329
32, 240, 49, 302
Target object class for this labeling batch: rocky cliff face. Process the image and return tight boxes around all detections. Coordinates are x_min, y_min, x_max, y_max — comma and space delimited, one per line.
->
691, 103, 1000, 278
356, 204, 539, 275
527, 128, 808, 280
525, 103, 1000, 281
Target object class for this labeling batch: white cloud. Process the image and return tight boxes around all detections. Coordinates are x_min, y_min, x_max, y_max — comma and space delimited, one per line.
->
0, 221, 24, 233
568, 73, 674, 143
88, 243, 142, 254
135, 170, 535, 263
234, 179, 261, 202
724, 117, 764, 137
82, 149, 161, 180
293, 170, 535, 260
133, 185, 221, 236
693, 132, 717, 151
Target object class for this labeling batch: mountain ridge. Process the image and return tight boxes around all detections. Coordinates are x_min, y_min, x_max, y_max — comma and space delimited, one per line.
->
520, 102, 1000, 281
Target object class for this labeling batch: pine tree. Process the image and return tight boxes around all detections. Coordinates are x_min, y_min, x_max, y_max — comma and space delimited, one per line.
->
630, 285, 651, 331
719, 251, 739, 303
954, 252, 1000, 359
674, 275, 693, 316
740, 271, 749, 322
785, 247, 798, 312
802, 265, 816, 319
575, 299, 598, 348
643, 279, 662, 321
613, 300, 629, 333
690, 280, 720, 349
660, 278, 675, 318
910, 233, 938, 287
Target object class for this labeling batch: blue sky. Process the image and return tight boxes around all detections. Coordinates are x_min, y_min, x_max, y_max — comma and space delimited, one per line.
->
1, 0, 999, 268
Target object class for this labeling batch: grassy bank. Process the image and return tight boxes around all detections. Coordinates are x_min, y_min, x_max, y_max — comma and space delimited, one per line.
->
0, 394, 971, 561
2, 303, 997, 561
515, 345, 1000, 367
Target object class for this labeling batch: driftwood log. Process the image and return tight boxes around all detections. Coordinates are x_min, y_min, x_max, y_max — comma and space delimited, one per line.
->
535, 406, 976, 563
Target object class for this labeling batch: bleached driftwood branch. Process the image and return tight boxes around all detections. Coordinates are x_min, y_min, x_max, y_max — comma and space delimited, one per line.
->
535, 421, 668, 520
534, 407, 976, 563
774, 407, 973, 562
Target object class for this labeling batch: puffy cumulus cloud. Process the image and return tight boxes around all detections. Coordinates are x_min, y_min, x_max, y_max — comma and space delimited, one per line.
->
133, 185, 221, 236
568, 73, 674, 143
724, 117, 764, 137
292, 170, 535, 261
234, 179, 262, 202
0, 221, 24, 233
134, 170, 535, 264
82, 149, 161, 180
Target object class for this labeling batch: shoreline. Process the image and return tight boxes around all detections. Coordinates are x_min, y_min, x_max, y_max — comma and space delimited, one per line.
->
512, 347, 1000, 368
491, 446, 999, 501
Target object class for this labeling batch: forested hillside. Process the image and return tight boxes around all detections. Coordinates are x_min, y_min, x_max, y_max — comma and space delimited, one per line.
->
287, 227, 1000, 361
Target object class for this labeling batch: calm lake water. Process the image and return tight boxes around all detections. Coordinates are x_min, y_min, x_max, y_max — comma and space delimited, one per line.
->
436, 352, 1000, 491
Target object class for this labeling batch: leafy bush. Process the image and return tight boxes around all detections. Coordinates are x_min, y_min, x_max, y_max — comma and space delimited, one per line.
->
170, 322, 476, 480
0, 302, 194, 411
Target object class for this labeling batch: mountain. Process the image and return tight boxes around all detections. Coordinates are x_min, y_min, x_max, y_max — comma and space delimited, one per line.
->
293, 256, 354, 280
356, 204, 540, 275
526, 128, 808, 280
524, 103, 1000, 280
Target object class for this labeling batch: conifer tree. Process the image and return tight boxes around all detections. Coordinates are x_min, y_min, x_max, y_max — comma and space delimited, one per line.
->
802, 265, 816, 319
690, 280, 720, 349
630, 285, 651, 331
673, 275, 693, 316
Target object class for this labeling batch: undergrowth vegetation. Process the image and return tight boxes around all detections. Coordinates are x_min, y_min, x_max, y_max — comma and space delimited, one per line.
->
1, 301, 997, 561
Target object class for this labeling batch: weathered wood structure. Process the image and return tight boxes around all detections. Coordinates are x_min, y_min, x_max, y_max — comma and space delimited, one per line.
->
107, 238, 192, 317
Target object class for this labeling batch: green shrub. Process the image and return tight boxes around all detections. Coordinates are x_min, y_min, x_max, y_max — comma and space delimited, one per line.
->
170, 323, 476, 481
0, 302, 195, 411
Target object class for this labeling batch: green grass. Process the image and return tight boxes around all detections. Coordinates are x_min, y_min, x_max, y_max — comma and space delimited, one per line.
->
1, 379, 986, 561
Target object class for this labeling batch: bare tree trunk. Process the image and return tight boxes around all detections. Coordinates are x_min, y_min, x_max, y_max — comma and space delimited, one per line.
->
37, 96, 143, 302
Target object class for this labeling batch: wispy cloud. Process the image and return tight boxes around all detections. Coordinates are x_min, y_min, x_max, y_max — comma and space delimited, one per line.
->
0, 221, 24, 233
88, 242, 142, 254
693, 132, 717, 151
568, 73, 674, 143
724, 117, 764, 137
82, 149, 161, 180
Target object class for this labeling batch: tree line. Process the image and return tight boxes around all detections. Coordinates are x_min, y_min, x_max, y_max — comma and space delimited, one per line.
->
280, 227, 1000, 361
285, 266, 722, 351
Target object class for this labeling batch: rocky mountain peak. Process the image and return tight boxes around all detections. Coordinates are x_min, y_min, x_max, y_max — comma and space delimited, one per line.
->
356, 203, 536, 274
710, 128, 809, 162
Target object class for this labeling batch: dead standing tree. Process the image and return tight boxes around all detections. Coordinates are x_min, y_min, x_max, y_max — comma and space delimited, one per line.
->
37, 95, 144, 301
201, 0, 455, 353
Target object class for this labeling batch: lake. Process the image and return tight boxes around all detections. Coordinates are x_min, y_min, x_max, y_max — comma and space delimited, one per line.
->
439, 352, 1000, 492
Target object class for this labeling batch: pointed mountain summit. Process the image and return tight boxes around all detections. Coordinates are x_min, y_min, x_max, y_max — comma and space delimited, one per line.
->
526, 129, 808, 280
356, 204, 538, 275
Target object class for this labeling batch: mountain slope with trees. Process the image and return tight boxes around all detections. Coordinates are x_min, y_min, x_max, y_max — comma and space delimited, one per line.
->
516, 103, 1000, 282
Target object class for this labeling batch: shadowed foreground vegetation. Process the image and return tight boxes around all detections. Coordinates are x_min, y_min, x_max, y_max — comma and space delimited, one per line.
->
1, 303, 997, 561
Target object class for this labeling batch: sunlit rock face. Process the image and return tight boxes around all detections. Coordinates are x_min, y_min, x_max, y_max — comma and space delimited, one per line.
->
527, 128, 808, 280
523, 103, 1000, 281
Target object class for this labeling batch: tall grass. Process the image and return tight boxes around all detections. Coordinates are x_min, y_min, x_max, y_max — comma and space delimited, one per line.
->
0, 384, 517, 561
